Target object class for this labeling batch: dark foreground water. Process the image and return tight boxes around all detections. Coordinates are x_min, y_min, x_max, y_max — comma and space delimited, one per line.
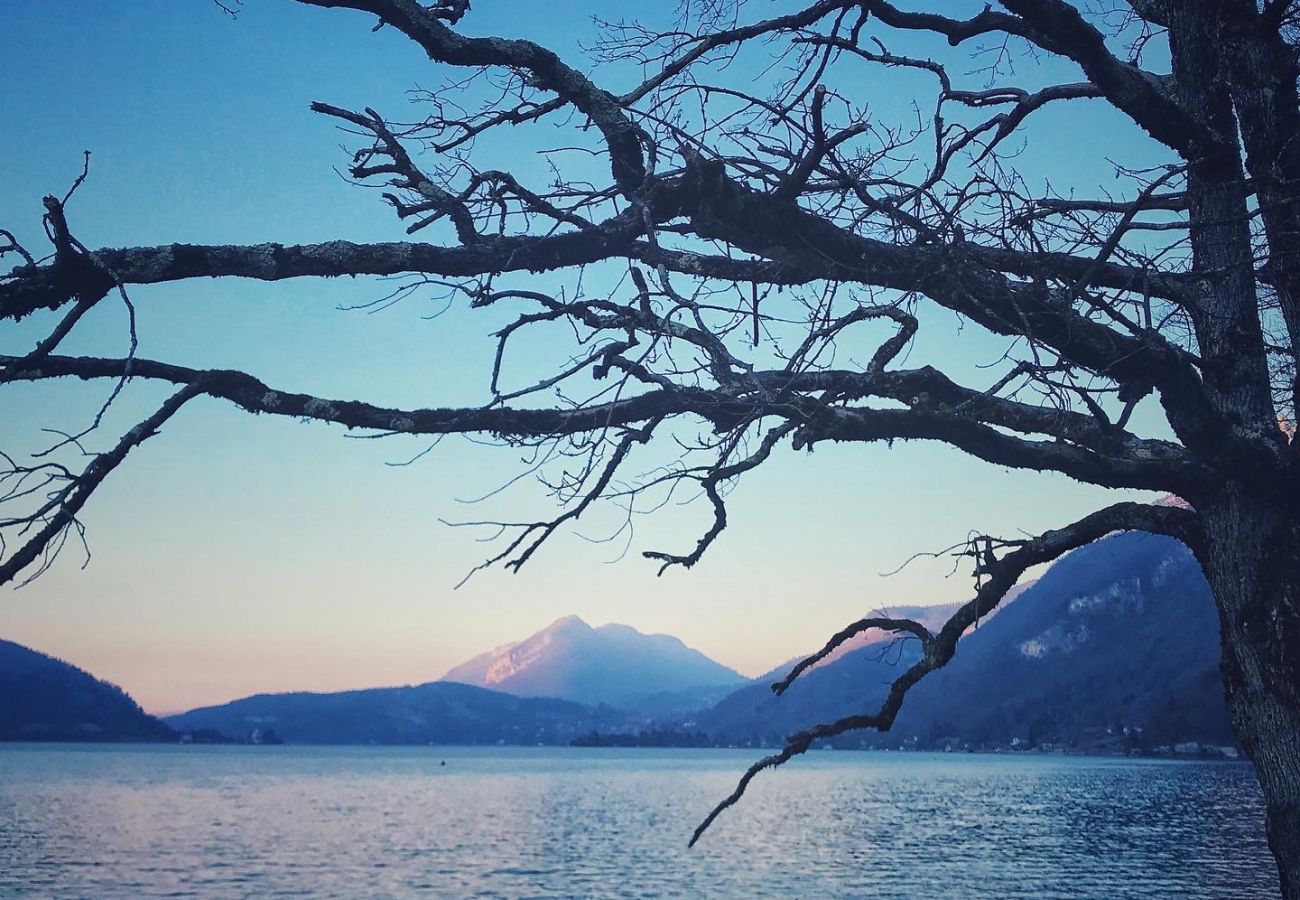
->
0, 744, 1280, 898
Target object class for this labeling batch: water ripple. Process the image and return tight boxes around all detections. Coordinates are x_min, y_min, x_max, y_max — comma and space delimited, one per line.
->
0, 745, 1280, 898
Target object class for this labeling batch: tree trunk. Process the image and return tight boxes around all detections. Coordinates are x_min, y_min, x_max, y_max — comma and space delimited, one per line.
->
1202, 488, 1300, 898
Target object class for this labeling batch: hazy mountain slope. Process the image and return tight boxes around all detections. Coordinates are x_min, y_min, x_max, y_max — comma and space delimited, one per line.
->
694, 531, 1233, 750
692, 631, 925, 741
442, 615, 747, 707
751, 603, 965, 684
613, 683, 745, 718
695, 600, 1013, 739
166, 681, 626, 745
0, 639, 173, 742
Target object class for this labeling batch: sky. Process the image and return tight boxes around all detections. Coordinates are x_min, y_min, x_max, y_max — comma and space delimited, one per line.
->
0, 1, 1173, 714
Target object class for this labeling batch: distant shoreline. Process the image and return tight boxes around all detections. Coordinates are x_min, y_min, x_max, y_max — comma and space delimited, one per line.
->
0, 739, 1248, 763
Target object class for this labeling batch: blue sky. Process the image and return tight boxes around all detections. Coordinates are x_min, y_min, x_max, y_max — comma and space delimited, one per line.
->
0, 1, 1170, 712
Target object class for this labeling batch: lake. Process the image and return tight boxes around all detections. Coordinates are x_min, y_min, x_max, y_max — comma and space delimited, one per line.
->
0, 744, 1279, 898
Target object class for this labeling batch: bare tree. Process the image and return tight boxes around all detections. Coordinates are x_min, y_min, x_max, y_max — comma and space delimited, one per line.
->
3, 0, 1299, 892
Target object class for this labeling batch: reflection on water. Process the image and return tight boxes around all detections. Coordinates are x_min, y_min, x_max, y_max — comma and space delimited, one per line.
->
0, 744, 1280, 898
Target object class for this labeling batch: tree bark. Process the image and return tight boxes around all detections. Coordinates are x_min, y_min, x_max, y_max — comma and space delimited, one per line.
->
1202, 490, 1300, 899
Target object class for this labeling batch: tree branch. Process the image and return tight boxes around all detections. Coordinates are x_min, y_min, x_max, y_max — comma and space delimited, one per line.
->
689, 499, 1203, 845
0, 385, 201, 588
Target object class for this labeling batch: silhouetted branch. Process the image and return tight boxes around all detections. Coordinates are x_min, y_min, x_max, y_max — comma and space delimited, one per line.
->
689, 500, 1203, 845
0, 385, 201, 588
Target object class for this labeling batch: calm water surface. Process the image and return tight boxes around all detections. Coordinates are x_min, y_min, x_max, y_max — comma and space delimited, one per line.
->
0, 744, 1279, 898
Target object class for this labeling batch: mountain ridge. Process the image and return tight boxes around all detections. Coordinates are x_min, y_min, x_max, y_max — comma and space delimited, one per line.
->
0, 639, 174, 742
164, 680, 626, 745
441, 614, 748, 707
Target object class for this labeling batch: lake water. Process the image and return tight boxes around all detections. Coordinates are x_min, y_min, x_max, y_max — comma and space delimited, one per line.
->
0, 744, 1279, 898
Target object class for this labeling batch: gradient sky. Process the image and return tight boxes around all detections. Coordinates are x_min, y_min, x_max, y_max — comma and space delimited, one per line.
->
0, 1, 1171, 713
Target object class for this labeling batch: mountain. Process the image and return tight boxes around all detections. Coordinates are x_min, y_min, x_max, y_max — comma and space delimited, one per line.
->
890, 530, 1234, 751
0, 639, 173, 742
167, 613, 750, 743
692, 530, 1234, 753
166, 681, 627, 745
441, 615, 748, 708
